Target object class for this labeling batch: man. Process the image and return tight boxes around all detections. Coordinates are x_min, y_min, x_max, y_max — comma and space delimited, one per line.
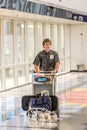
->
33, 38, 60, 73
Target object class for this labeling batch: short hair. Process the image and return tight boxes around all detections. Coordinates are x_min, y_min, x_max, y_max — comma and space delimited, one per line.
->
42, 38, 52, 46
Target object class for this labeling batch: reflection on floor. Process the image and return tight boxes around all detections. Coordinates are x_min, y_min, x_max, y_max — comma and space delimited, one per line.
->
0, 72, 87, 130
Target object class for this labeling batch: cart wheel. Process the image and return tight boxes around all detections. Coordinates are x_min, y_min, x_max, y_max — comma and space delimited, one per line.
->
50, 95, 59, 117
27, 111, 32, 118
57, 108, 60, 118
26, 111, 28, 116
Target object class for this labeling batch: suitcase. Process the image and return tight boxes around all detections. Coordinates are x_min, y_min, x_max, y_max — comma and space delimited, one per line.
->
22, 95, 59, 118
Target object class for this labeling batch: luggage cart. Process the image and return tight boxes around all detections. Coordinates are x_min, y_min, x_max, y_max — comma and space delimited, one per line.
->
32, 71, 57, 96
22, 72, 60, 128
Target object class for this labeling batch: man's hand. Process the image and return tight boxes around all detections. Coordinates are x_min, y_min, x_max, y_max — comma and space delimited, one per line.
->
51, 69, 56, 74
36, 69, 40, 73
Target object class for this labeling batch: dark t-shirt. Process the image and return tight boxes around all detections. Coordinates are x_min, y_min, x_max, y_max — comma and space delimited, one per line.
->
33, 50, 60, 71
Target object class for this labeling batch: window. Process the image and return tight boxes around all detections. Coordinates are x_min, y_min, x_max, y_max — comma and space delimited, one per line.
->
44, 24, 51, 39
59, 25, 65, 73
17, 22, 25, 64
18, 65, 25, 85
60, 25, 65, 58
51, 25, 59, 52
34, 23, 43, 55
28, 22, 35, 82
0, 70, 1, 90
28, 22, 34, 62
0, 20, 1, 66
4, 20, 13, 65
5, 68, 14, 89
0, 17, 70, 91
65, 25, 70, 72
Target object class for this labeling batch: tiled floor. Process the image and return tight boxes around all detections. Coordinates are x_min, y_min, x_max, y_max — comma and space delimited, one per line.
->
0, 72, 87, 130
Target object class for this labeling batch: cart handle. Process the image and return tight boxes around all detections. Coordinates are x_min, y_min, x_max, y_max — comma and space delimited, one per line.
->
33, 70, 58, 76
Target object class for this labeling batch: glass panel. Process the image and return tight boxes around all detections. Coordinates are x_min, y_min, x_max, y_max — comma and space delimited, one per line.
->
28, 64, 32, 83
18, 65, 25, 85
4, 20, 13, 65
35, 23, 43, 55
0, 98, 2, 113
0, 70, 1, 90
52, 25, 59, 52
0, 20, 1, 66
61, 59, 65, 72
28, 22, 34, 63
65, 58, 70, 72
65, 25, 70, 72
17, 22, 25, 64
5, 68, 14, 89
60, 25, 65, 58
28, 22, 35, 81
0, 44, 1, 66
45, 24, 51, 39
65, 25, 69, 57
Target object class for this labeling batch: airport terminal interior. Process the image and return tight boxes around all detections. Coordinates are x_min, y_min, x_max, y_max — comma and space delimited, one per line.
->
0, 0, 87, 129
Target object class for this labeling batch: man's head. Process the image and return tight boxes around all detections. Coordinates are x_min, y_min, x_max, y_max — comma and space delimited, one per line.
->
42, 38, 52, 52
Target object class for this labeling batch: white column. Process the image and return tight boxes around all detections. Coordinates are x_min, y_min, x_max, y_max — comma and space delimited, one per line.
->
13, 20, 18, 86
25, 21, 29, 83
1, 19, 6, 90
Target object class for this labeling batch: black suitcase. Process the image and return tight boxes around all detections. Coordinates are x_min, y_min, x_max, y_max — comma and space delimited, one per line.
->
22, 95, 59, 118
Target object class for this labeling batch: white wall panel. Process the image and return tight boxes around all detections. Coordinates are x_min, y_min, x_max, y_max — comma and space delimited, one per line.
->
70, 24, 87, 70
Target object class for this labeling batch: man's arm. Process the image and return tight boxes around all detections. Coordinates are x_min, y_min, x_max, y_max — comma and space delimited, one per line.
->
33, 52, 40, 73
51, 62, 60, 73
51, 51, 60, 73
34, 64, 40, 73
55, 62, 60, 71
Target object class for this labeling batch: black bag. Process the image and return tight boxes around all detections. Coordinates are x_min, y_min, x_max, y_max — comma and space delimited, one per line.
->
29, 95, 52, 111
22, 95, 59, 117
